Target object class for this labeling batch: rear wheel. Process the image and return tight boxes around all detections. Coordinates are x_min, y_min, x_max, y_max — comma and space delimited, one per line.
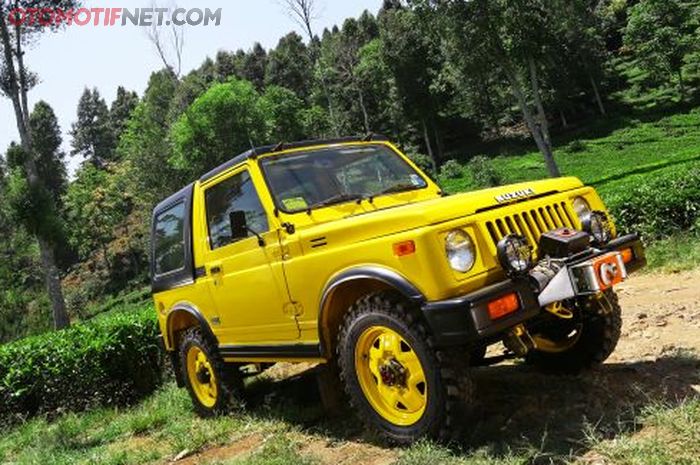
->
526, 290, 622, 373
337, 292, 471, 444
179, 327, 244, 417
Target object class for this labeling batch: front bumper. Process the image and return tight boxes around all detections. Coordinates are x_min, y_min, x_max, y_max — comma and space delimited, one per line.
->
421, 233, 646, 347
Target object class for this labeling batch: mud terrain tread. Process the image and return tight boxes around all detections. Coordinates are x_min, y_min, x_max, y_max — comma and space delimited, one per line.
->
179, 327, 244, 417
527, 290, 622, 373
336, 291, 472, 444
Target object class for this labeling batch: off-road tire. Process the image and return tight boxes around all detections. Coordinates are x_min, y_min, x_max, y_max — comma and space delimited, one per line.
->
526, 290, 622, 373
336, 291, 472, 444
179, 327, 244, 417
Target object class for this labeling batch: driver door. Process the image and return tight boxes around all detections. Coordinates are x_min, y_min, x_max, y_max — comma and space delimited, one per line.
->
200, 167, 299, 344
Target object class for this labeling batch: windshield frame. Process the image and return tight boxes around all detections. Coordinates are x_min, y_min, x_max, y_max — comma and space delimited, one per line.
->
258, 142, 431, 214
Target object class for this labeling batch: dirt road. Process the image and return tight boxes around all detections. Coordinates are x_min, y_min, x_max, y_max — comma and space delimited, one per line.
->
172, 270, 700, 464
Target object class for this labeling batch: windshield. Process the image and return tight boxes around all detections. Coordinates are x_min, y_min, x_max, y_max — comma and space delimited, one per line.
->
260, 144, 428, 213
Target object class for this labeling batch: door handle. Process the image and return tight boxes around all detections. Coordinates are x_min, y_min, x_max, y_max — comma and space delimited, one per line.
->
210, 265, 222, 274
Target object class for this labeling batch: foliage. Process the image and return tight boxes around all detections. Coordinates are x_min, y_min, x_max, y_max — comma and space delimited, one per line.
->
70, 88, 116, 166
467, 156, 503, 188
439, 159, 462, 179
259, 85, 306, 142
606, 163, 700, 239
0, 304, 163, 426
170, 78, 267, 179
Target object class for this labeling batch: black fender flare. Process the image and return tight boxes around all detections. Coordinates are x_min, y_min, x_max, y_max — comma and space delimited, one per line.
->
317, 265, 426, 354
165, 303, 218, 349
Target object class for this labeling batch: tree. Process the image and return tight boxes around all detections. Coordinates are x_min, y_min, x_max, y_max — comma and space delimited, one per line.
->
624, 0, 695, 98
0, 0, 78, 330
25, 101, 67, 204
266, 32, 312, 99
110, 86, 139, 141
169, 78, 268, 179
259, 85, 306, 142
71, 88, 116, 167
118, 69, 183, 207
437, 0, 562, 177
241, 43, 268, 91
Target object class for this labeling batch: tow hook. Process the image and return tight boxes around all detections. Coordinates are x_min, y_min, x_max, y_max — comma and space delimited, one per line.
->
503, 324, 536, 356
544, 301, 574, 319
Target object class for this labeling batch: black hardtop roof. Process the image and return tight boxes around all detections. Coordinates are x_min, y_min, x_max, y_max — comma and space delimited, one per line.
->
198, 134, 389, 183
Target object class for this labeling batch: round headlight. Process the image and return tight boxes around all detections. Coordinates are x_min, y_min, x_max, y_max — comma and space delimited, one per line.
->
497, 234, 533, 275
445, 230, 476, 272
572, 196, 591, 221
582, 211, 613, 244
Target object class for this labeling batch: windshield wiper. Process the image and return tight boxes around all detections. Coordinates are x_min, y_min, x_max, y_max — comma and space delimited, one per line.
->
306, 193, 365, 213
371, 182, 419, 200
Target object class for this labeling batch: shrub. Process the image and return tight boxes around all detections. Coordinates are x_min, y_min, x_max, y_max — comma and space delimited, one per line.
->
567, 140, 587, 153
402, 144, 435, 175
468, 155, 503, 188
0, 304, 164, 426
606, 164, 700, 239
439, 159, 463, 179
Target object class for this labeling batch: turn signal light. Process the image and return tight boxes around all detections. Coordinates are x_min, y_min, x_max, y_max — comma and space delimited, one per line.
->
393, 240, 416, 257
487, 293, 520, 320
620, 248, 634, 264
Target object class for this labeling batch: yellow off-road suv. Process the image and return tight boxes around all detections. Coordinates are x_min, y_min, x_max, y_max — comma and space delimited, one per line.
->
150, 136, 645, 443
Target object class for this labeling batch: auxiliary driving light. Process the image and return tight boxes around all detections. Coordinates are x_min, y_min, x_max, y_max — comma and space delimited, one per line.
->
496, 234, 533, 275
582, 211, 613, 244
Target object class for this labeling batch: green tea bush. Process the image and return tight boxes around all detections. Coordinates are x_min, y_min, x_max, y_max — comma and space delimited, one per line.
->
0, 304, 164, 426
606, 164, 700, 239
468, 155, 503, 188
439, 159, 463, 179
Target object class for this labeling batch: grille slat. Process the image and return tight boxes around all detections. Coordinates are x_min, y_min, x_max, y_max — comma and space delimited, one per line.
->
485, 201, 575, 252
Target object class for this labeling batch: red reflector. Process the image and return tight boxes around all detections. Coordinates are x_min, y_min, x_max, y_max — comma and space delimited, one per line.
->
621, 248, 634, 264
393, 240, 416, 257
487, 293, 520, 320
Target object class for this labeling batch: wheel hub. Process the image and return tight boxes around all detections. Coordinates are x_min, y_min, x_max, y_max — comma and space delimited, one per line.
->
378, 358, 407, 387
196, 366, 212, 384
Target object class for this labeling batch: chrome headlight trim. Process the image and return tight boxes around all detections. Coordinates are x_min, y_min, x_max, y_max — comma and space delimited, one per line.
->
445, 229, 476, 273
572, 196, 592, 221
496, 234, 533, 275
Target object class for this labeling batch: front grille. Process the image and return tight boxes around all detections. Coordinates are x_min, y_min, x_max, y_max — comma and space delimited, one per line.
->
485, 201, 576, 250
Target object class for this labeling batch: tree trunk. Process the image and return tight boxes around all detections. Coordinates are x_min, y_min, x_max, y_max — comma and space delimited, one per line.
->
560, 109, 569, 129
38, 236, 70, 329
589, 73, 606, 116
421, 118, 437, 174
0, 12, 70, 329
503, 64, 561, 177
356, 86, 370, 134
527, 56, 551, 147
433, 122, 444, 162
677, 69, 685, 100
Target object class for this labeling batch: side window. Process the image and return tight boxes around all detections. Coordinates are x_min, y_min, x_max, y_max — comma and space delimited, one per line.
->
205, 170, 269, 249
153, 201, 186, 275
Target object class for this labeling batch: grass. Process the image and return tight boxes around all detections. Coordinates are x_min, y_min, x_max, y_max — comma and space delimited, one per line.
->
2, 376, 699, 465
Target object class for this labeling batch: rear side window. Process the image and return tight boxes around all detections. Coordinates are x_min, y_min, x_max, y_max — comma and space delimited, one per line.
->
205, 170, 269, 249
153, 201, 186, 275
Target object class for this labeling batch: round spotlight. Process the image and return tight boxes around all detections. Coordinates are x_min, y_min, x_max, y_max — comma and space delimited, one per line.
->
497, 234, 533, 275
582, 211, 613, 244
445, 230, 476, 272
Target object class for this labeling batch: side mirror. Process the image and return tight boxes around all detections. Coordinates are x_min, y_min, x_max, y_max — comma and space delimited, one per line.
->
229, 210, 265, 246
229, 210, 248, 240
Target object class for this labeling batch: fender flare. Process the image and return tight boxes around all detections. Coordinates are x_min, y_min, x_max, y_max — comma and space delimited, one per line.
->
165, 303, 218, 350
317, 265, 426, 354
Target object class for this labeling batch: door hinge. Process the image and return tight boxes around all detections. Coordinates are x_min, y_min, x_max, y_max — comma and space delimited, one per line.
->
283, 301, 304, 317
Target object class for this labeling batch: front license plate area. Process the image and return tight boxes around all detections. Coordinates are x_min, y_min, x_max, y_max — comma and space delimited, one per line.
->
570, 252, 628, 294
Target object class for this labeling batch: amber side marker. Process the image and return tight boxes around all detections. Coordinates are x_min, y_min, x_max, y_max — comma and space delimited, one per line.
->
393, 240, 416, 257
620, 248, 634, 264
487, 293, 520, 320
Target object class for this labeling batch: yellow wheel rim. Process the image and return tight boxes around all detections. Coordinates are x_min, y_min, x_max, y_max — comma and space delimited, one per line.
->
532, 325, 583, 353
186, 346, 218, 407
354, 326, 427, 426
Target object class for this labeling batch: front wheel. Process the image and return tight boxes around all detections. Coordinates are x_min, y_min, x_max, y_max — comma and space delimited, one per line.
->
337, 292, 470, 444
526, 290, 622, 373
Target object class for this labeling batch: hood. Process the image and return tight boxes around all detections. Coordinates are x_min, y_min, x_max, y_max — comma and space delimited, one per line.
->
298, 177, 584, 249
